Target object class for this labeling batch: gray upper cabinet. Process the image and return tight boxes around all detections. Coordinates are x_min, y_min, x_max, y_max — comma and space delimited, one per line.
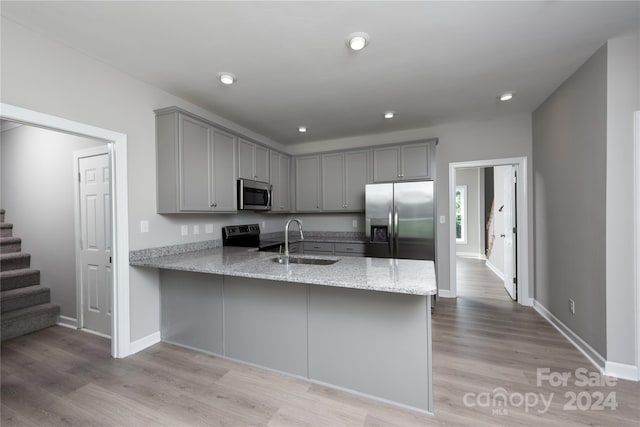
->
373, 141, 435, 182
269, 151, 291, 212
156, 107, 237, 213
321, 150, 369, 211
295, 155, 321, 212
238, 138, 270, 183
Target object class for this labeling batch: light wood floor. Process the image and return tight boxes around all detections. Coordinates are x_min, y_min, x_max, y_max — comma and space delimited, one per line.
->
2, 261, 639, 426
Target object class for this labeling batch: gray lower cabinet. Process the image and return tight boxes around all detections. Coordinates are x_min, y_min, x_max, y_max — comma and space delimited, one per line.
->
373, 140, 435, 182
156, 107, 237, 213
334, 242, 366, 256
302, 241, 365, 257
269, 151, 291, 212
295, 155, 321, 211
303, 241, 334, 255
239, 138, 270, 183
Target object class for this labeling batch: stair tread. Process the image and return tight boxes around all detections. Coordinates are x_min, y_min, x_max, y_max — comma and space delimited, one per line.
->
1, 303, 59, 321
1, 285, 49, 300
0, 252, 30, 260
1, 268, 39, 278
0, 237, 21, 244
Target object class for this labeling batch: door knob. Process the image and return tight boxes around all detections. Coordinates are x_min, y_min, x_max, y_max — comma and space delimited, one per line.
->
500, 234, 506, 238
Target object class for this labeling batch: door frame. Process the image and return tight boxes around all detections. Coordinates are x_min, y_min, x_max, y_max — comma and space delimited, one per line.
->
73, 146, 111, 337
634, 111, 640, 378
448, 156, 531, 306
0, 102, 130, 358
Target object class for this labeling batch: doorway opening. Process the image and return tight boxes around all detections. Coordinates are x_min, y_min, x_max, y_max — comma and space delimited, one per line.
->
0, 103, 130, 357
448, 157, 531, 306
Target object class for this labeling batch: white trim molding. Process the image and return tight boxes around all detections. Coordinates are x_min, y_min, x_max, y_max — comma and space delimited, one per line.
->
57, 315, 78, 329
0, 103, 131, 358
130, 331, 162, 355
455, 252, 485, 259
605, 361, 639, 382
533, 300, 606, 372
438, 289, 454, 298
449, 157, 530, 307
635, 111, 640, 382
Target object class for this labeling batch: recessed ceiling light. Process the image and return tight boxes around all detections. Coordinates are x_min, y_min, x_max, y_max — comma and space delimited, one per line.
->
383, 111, 396, 119
298, 126, 307, 133
218, 72, 236, 85
346, 32, 370, 51
499, 92, 514, 101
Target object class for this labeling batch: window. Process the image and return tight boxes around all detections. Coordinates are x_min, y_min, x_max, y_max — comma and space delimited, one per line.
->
455, 185, 467, 244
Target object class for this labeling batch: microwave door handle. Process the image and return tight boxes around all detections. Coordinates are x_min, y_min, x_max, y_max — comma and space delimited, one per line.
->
266, 187, 272, 209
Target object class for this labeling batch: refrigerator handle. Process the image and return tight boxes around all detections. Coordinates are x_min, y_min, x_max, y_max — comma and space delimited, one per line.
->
394, 206, 399, 256
388, 207, 393, 255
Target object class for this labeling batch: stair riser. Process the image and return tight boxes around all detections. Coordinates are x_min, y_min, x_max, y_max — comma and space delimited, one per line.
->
1, 271, 40, 291
1, 242, 21, 254
0, 228, 12, 238
1, 306, 59, 341
1, 289, 51, 313
0, 255, 30, 271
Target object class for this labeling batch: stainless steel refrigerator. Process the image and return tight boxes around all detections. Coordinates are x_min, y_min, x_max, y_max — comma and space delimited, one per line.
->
365, 181, 435, 260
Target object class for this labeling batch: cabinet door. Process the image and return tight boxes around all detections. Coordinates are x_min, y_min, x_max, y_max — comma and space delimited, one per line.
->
401, 142, 430, 180
373, 146, 401, 182
344, 150, 369, 211
295, 155, 321, 211
278, 154, 291, 211
211, 128, 237, 212
321, 153, 345, 211
238, 138, 254, 180
179, 115, 212, 211
254, 145, 270, 182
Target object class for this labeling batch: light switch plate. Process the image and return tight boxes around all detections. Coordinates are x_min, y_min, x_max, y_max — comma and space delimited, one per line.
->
181, 225, 188, 236
205, 224, 214, 234
140, 220, 149, 233
439, 215, 446, 224
352, 219, 358, 228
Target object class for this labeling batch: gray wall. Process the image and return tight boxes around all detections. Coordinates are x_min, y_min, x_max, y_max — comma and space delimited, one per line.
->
0, 125, 105, 320
455, 168, 482, 256
605, 31, 639, 366
533, 45, 607, 357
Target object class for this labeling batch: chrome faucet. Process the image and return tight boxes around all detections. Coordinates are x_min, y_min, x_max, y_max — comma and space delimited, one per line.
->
284, 218, 304, 263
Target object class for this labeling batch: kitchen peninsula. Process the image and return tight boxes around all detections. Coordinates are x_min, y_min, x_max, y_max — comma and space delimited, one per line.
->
131, 246, 437, 413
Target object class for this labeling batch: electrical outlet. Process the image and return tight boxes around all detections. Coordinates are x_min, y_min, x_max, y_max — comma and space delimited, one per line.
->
569, 299, 575, 315
140, 220, 149, 233
205, 224, 214, 234
261, 221, 266, 230
352, 219, 358, 228
439, 215, 446, 224
193, 225, 200, 235
181, 225, 188, 236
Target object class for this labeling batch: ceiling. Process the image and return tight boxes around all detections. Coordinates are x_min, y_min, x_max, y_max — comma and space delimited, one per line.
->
1, 1, 638, 145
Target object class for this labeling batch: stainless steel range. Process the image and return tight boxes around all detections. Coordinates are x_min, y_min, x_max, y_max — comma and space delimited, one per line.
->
222, 224, 261, 247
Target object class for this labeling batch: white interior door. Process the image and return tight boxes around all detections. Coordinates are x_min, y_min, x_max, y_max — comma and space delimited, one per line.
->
503, 166, 517, 300
79, 152, 112, 336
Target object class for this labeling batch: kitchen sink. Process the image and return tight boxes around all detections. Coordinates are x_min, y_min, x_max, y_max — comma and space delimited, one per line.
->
271, 255, 339, 265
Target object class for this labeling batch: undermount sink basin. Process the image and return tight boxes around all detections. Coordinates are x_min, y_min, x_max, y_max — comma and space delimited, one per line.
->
271, 255, 339, 265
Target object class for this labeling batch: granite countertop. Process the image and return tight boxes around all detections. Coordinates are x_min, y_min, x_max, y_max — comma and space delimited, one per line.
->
131, 246, 436, 296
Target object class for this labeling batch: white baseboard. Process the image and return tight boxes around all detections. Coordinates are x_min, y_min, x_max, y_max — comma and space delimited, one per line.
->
130, 331, 161, 355
605, 361, 639, 381
533, 300, 606, 373
57, 315, 78, 329
456, 252, 485, 259
485, 260, 504, 280
523, 297, 534, 307
438, 289, 454, 298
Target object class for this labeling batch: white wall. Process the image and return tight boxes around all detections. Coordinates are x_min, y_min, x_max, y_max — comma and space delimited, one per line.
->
455, 168, 482, 256
290, 114, 534, 295
606, 30, 640, 366
0, 125, 105, 320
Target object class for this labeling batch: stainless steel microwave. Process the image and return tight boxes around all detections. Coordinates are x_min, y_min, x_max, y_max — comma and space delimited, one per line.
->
237, 179, 272, 211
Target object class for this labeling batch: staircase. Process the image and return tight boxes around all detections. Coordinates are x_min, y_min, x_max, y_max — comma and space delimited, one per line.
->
1, 209, 60, 340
